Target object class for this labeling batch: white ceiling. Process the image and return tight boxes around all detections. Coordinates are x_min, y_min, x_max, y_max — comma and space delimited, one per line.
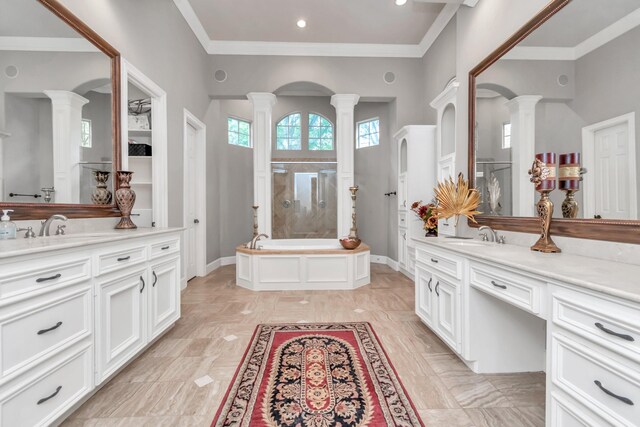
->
189, 0, 443, 45
174, 0, 477, 57
522, 0, 640, 47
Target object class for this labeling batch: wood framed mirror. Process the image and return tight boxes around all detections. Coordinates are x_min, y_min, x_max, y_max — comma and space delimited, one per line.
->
468, 0, 640, 244
0, 0, 121, 220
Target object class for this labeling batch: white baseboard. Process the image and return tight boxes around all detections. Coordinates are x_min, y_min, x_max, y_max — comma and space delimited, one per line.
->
206, 255, 237, 275
371, 254, 399, 271
181, 276, 188, 291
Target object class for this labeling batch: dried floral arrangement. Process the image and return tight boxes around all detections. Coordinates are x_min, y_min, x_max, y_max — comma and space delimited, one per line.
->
410, 201, 438, 236
434, 173, 482, 226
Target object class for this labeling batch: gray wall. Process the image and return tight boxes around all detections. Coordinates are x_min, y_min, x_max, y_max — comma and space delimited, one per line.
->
59, 0, 212, 228
423, 17, 457, 124
354, 102, 392, 257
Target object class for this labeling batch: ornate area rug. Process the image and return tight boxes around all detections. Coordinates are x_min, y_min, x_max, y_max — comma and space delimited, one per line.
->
211, 322, 423, 427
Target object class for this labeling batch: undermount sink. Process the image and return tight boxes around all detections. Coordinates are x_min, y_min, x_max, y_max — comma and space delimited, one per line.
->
443, 241, 489, 247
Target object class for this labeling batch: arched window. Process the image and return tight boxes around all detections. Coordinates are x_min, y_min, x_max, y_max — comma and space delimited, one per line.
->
308, 113, 334, 150
276, 113, 302, 150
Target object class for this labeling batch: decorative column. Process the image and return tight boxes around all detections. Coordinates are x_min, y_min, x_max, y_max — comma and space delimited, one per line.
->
0, 130, 10, 201
44, 90, 89, 204
331, 94, 360, 238
247, 93, 277, 237
505, 95, 542, 217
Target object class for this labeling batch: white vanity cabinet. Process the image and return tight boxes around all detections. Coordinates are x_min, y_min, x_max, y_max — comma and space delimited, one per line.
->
0, 229, 182, 426
413, 237, 640, 427
414, 244, 463, 354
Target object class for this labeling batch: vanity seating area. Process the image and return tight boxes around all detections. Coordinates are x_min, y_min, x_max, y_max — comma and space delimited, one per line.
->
0, 229, 182, 426
413, 237, 640, 427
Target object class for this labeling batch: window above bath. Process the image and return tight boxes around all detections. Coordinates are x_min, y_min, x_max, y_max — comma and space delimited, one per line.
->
308, 113, 333, 151
228, 117, 251, 147
356, 118, 380, 149
276, 113, 302, 150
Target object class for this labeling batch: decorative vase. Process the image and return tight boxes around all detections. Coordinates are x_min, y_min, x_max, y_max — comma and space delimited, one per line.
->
528, 155, 561, 253
114, 171, 137, 229
425, 228, 438, 237
91, 170, 112, 205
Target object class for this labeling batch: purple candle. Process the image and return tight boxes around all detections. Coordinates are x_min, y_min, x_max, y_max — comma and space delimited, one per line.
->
535, 152, 557, 191
559, 152, 581, 191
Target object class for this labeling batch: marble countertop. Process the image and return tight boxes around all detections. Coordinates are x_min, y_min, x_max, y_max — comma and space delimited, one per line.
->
0, 228, 183, 260
413, 236, 640, 304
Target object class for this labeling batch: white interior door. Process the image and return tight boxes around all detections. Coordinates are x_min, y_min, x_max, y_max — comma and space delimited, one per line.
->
185, 123, 198, 281
593, 123, 631, 219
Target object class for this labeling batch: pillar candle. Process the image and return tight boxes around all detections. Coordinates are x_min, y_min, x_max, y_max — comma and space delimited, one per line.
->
535, 152, 557, 191
559, 152, 581, 191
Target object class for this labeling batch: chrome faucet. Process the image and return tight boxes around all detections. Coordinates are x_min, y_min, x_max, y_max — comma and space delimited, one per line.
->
478, 225, 498, 242
249, 233, 269, 249
39, 214, 68, 237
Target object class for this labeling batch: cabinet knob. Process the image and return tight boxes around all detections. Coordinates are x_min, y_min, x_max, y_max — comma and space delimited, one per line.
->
194, 219, 200, 224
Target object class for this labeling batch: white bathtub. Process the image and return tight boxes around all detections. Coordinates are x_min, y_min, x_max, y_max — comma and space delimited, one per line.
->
236, 239, 371, 291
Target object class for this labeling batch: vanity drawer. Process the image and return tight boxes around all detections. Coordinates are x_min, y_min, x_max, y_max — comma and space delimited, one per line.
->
552, 288, 640, 364
96, 245, 147, 276
469, 262, 544, 316
551, 333, 640, 427
415, 245, 462, 280
0, 345, 92, 427
149, 238, 180, 260
0, 288, 91, 381
0, 257, 91, 302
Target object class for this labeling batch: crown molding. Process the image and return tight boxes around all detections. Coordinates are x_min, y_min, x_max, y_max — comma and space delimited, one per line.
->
502, 7, 640, 61
0, 36, 98, 52
174, 0, 464, 58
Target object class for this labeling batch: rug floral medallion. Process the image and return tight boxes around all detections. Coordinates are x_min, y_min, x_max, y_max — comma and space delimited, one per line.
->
211, 323, 424, 427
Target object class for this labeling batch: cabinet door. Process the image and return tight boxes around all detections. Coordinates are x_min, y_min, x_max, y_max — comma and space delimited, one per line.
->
96, 269, 147, 383
398, 174, 407, 209
148, 257, 180, 340
415, 266, 435, 326
434, 275, 460, 352
398, 229, 407, 269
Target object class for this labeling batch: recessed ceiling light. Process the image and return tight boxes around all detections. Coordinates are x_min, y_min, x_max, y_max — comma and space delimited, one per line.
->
395, 0, 408, 5
297, 19, 307, 28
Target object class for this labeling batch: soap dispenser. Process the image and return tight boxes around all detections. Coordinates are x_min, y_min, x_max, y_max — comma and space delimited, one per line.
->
0, 210, 17, 240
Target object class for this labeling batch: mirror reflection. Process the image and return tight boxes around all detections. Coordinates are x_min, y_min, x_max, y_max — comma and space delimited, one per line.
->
475, 0, 640, 220
0, 0, 113, 205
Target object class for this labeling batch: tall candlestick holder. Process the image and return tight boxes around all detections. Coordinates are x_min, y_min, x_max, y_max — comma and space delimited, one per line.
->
252, 205, 259, 238
528, 154, 561, 253
559, 153, 586, 219
340, 185, 362, 250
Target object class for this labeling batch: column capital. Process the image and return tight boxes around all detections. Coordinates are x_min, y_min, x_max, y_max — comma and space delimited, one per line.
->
247, 92, 277, 109
505, 95, 542, 112
331, 94, 360, 110
43, 90, 89, 108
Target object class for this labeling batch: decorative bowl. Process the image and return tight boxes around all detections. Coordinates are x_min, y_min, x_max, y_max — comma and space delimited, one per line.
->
339, 237, 362, 250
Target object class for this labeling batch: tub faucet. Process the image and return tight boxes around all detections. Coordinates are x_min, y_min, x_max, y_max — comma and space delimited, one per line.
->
249, 233, 269, 250
39, 214, 68, 237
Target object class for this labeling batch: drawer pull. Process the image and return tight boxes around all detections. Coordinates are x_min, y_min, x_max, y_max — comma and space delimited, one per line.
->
435, 281, 440, 297
117, 256, 131, 262
594, 380, 634, 406
594, 322, 635, 342
37, 386, 62, 405
35, 273, 61, 283
161, 246, 170, 250
37, 321, 63, 335
140, 276, 145, 293
152, 271, 158, 287
491, 280, 507, 290
430, 258, 439, 264
427, 278, 432, 292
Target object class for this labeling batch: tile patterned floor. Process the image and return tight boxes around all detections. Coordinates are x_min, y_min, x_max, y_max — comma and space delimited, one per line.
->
62, 264, 545, 426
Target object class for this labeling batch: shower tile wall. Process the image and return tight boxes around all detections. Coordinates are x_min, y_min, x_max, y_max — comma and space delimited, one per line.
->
272, 162, 337, 239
